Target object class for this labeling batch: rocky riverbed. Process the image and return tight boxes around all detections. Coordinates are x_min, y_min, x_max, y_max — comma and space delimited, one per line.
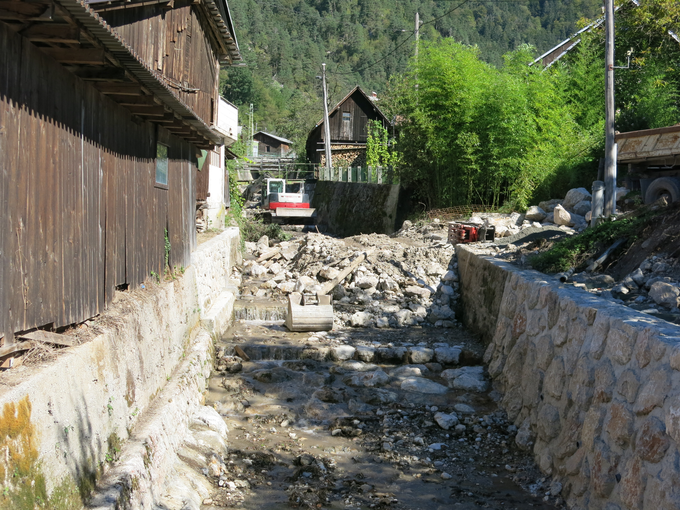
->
194, 224, 571, 510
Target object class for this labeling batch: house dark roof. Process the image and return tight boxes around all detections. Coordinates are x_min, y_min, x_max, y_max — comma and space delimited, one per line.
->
254, 131, 294, 145
314, 86, 391, 129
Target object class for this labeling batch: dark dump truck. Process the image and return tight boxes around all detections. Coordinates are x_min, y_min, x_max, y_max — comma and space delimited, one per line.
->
617, 125, 680, 204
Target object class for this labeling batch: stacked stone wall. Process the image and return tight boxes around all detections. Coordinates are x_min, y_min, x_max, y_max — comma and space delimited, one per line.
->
456, 245, 680, 509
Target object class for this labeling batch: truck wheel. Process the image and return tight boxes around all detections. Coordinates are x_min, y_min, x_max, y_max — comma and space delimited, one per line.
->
644, 177, 680, 204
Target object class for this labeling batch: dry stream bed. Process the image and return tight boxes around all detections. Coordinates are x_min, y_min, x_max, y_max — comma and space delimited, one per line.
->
203, 320, 565, 510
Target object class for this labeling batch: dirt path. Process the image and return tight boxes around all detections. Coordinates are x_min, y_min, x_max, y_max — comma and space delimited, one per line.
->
203, 322, 565, 510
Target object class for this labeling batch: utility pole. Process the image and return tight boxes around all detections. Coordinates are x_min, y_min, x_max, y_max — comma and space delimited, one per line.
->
249, 103, 254, 157
322, 63, 333, 172
604, 0, 616, 217
415, 12, 420, 59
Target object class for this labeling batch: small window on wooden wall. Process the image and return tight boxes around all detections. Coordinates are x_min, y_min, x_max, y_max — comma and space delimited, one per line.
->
342, 112, 352, 138
156, 143, 169, 186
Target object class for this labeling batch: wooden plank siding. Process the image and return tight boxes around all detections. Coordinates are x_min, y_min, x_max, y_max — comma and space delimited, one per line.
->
100, 1, 219, 126
0, 21, 197, 345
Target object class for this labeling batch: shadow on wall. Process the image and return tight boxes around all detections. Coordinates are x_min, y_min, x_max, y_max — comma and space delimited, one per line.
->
312, 182, 406, 237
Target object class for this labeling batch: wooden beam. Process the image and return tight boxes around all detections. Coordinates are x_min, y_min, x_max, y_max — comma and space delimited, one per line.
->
126, 105, 167, 117
18, 330, 75, 348
71, 67, 127, 81
107, 94, 159, 106
89, 0, 173, 12
93, 82, 144, 95
42, 48, 107, 65
23, 24, 80, 44
0, 341, 35, 360
0, 2, 51, 21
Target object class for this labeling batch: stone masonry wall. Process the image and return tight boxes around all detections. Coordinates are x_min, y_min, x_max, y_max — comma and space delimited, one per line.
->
456, 245, 680, 510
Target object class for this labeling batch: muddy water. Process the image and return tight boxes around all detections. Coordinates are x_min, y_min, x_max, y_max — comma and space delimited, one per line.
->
205, 321, 564, 510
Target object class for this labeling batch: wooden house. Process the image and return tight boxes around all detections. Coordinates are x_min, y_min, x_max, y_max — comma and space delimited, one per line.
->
306, 86, 390, 167
0, 0, 241, 346
254, 131, 293, 157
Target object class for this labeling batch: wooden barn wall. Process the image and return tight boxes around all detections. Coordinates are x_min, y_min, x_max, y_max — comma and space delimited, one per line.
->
328, 93, 386, 143
0, 22, 197, 345
101, 1, 219, 126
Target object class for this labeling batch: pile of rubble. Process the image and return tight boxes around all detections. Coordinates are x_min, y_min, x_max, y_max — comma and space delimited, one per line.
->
241, 225, 461, 329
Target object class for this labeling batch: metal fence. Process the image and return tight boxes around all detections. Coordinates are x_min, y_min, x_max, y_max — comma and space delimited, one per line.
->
318, 165, 399, 185
236, 158, 318, 181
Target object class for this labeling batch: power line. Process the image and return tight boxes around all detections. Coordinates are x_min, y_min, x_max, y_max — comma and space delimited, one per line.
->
329, 0, 496, 76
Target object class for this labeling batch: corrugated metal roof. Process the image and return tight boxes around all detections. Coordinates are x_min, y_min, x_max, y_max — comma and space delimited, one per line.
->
255, 131, 294, 145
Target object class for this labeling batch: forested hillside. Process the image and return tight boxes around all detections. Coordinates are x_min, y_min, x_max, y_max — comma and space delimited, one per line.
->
221, 0, 603, 149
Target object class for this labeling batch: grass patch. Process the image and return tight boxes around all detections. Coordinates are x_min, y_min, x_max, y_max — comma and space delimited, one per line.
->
529, 215, 651, 274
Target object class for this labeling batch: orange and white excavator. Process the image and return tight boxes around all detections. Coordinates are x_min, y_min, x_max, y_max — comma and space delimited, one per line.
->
262, 178, 315, 222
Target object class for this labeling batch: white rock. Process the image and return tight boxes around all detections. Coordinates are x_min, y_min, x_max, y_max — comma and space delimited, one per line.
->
347, 369, 390, 388
278, 281, 297, 294
630, 268, 646, 287
453, 403, 475, 415
356, 275, 379, 289
249, 263, 267, 277
442, 270, 458, 282
268, 262, 282, 275
434, 346, 462, 365
394, 309, 415, 327
524, 206, 547, 222
404, 286, 431, 299
350, 311, 373, 327
552, 204, 573, 226
434, 412, 459, 430
355, 346, 376, 361
563, 188, 592, 212
375, 317, 390, 328
331, 345, 356, 361
401, 378, 449, 395
649, 281, 680, 308
318, 266, 340, 280
442, 366, 489, 392
256, 235, 269, 252
440, 285, 455, 296
408, 347, 434, 364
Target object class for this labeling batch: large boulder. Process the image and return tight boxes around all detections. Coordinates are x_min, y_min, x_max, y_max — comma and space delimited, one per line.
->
552, 204, 573, 226
573, 200, 592, 217
649, 282, 680, 308
525, 206, 547, 222
538, 199, 562, 212
563, 188, 592, 212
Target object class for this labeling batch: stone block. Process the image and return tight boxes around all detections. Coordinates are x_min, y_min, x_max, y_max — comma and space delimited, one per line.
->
584, 315, 610, 360
620, 455, 646, 510
636, 416, 670, 463
593, 360, 615, 403
545, 357, 566, 400
408, 346, 434, 364
535, 335, 554, 371
605, 402, 634, 447
581, 406, 606, 450
537, 404, 561, 441
569, 356, 594, 411
563, 187, 592, 211
606, 323, 638, 365
634, 369, 670, 415
616, 369, 640, 404
591, 439, 620, 498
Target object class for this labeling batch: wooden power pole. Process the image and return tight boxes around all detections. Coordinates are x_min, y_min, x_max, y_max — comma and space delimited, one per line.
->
604, 0, 616, 217
322, 63, 332, 172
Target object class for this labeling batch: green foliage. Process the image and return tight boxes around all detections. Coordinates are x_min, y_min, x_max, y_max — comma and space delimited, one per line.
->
366, 120, 397, 167
222, 0, 602, 154
529, 216, 649, 273
240, 219, 292, 244
385, 40, 593, 210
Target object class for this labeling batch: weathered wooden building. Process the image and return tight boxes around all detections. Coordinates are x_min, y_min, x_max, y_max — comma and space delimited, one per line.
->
0, 0, 241, 346
306, 86, 390, 167
254, 131, 293, 157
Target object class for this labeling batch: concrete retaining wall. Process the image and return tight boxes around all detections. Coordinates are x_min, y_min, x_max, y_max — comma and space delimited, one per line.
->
312, 181, 401, 236
457, 245, 680, 509
0, 228, 240, 508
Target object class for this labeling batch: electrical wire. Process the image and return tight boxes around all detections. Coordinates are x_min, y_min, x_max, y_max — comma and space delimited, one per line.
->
329, 0, 540, 76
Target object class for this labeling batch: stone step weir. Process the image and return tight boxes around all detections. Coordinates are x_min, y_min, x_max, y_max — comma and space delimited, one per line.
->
233, 298, 287, 322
